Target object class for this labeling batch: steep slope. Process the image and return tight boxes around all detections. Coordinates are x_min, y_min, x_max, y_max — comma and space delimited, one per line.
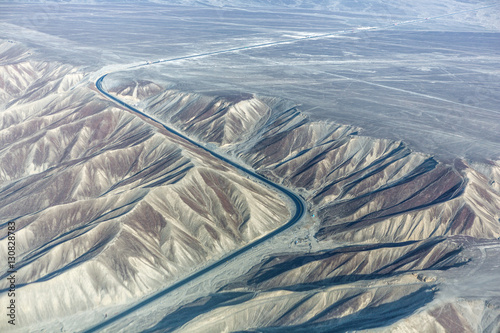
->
145, 89, 273, 146
140, 236, 466, 332
0, 41, 290, 329
2, 38, 498, 331
146, 87, 500, 245
141, 84, 500, 332
164, 283, 436, 333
